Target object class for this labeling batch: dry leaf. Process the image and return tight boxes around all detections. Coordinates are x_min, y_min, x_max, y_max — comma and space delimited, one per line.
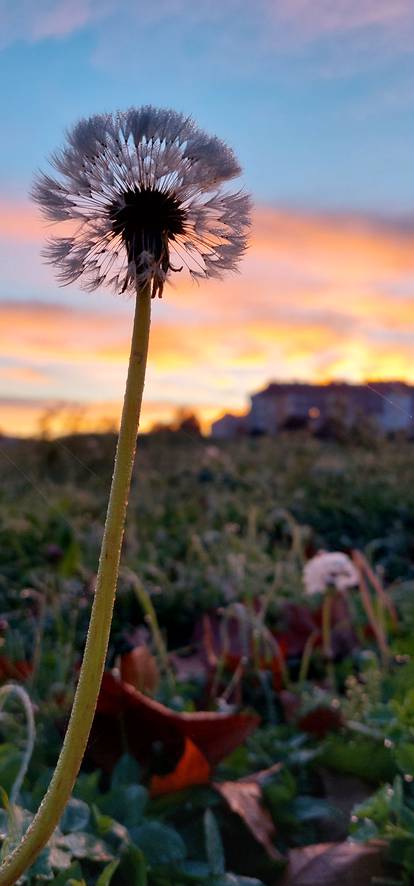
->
214, 764, 283, 862
120, 645, 159, 694
281, 840, 386, 885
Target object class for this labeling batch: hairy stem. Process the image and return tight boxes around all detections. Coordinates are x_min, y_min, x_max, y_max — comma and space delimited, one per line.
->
0, 284, 151, 885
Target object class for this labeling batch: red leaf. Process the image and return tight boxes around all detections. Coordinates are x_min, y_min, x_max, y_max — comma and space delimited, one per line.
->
0, 655, 32, 682
151, 737, 210, 797
280, 841, 386, 885
298, 706, 343, 738
88, 672, 259, 775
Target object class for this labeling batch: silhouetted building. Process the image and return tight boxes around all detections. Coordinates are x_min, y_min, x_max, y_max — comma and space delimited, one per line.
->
211, 381, 414, 438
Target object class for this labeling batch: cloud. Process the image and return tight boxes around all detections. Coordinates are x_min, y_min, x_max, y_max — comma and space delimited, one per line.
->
2, 200, 414, 434
0, 0, 112, 47
271, 0, 413, 39
2, 0, 413, 62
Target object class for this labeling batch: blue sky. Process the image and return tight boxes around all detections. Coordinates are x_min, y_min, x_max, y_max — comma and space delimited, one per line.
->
2, 0, 414, 434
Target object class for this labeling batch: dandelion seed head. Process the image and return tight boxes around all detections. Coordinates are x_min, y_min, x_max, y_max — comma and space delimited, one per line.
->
32, 106, 251, 298
303, 551, 359, 596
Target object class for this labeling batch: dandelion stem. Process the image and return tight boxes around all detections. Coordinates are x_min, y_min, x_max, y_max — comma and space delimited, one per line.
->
0, 283, 152, 885
322, 590, 335, 689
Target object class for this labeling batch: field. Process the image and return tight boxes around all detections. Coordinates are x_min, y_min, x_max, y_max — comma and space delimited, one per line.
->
2, 431, 414, 884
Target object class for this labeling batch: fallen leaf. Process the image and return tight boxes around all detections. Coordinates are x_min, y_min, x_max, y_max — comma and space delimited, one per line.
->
151, 737, 210, 797
214, 767, 283, 862
88, 672, 259, 779
280, 840, 386, 885
120, 646, 159, 695
0, 655, 32, 682
298, 706, 343, 739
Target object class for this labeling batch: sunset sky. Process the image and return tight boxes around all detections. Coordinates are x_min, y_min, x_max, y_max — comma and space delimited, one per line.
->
2, 0, 414, 435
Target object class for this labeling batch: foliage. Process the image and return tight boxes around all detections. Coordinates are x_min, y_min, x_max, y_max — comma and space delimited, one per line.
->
1, 434, 414, 882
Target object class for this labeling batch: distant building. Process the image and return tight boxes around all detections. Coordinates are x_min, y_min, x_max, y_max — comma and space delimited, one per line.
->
211, 381, 414, 438
211, 413, 247, 439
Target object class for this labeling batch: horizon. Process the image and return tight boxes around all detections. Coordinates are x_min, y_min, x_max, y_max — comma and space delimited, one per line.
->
2, 375, 413, 439
2, 1, 414, 437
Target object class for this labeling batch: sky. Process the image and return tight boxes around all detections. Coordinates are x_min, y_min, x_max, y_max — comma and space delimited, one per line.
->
2, 0, 414, 435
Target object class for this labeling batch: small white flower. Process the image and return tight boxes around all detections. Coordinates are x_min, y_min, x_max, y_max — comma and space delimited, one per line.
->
303, 551, 359, 595
32, 106, 251, 298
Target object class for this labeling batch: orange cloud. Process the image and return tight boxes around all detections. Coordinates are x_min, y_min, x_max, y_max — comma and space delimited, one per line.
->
2, 202, 414, 436
0, 201, 45, 241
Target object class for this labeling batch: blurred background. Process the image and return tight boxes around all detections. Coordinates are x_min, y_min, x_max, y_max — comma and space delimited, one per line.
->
1, 0, 414, 436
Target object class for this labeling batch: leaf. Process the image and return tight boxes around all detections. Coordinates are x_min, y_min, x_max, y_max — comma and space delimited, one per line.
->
131, 821, 186, 866
73, 770, 101, 806
150, 737, 210, 797
90, 805, 130, 855
219, 876, 264, 885
60, 798, 90, 834
111, 753, 141, 788
99, 784, 148, 829
395, 743, 414, 776
120, 647, 159, 695
204, 809, 225, 876
48, 845, 73, 870
298, 707, 343, 739
292, 796, 334, 823
214, 776, 281, 862
58, 832, 113, 863
280, 841, 386, 885
50, 862, 85, 885
0, 655, 32, 682
89, 673, 259, 776
320, 735, 396, 784
0, 744, 22, 795
96, 859, 120, 885
111, 844, 147, 886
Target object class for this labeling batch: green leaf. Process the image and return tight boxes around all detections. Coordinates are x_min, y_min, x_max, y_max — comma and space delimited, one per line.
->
50, 862, 84, 884
73, 770, 101, 806
396, 743, 414, 776
100, 784, 148, 828
111, 754, 141, 788
112, 844, 147, 885
292, 796, 334, 822
178, 860, 211, 880
96, 859, 120, 885
204, 809, 225, 877
131, 821, 186, 867
91, 805, 129, 852
0, 744, 21, 795
320, 735, 396, 783
60, 798, 90, 834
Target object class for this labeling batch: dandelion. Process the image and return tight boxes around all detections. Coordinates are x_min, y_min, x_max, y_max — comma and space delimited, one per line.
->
302, 551, 358, 690
0, 107, 250, 886
303, 551, 359, 596
32, 106, 250, 299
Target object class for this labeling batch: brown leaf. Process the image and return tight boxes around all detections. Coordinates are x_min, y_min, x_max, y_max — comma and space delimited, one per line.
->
120, 645, 159, 694
281, 841, 386, 886
214, 766, 283, 862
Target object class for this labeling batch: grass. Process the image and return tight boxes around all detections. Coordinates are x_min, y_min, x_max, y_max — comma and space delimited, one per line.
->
1, 430, 414, 883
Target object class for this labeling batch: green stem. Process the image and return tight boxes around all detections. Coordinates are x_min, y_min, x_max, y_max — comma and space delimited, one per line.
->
127, 570, 176, 695
322, 590, 335, 689
0, 284, 151, 885
298, 629, 319, 685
